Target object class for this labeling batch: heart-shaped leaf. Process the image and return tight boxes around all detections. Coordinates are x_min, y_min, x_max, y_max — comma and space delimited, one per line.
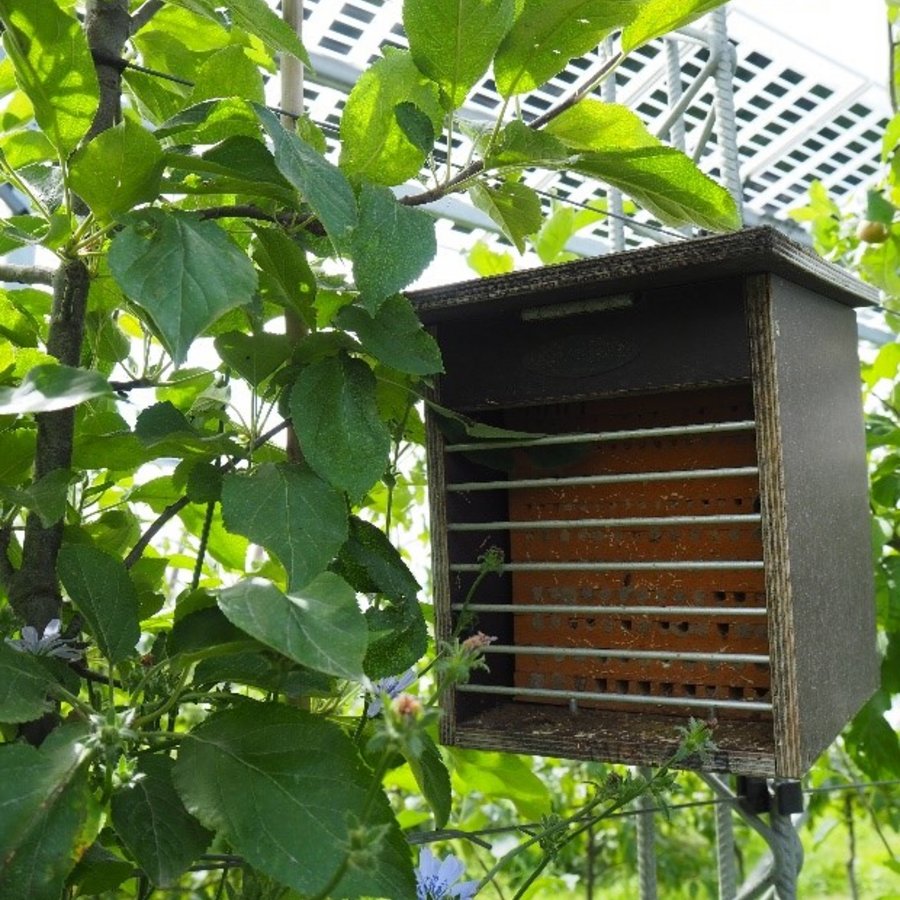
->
57, 545, 141, 664
172, 704, 416, 898
218, 574, 367, 680
109, 210, 258, 365
0, 727, 100, 898
352, 184, 436, 313
337, 294, 443, 376
111, 754, 212, 887
214, 331, 292, 386
290, 354, 391, 500
221, 463, 348, 589
0, 365, 111, 415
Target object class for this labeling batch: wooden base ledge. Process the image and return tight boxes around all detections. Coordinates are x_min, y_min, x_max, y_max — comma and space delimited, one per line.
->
451, 703, 777, 777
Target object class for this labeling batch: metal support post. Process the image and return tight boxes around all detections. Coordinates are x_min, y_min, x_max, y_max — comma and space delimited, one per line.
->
636, 767, 658, 900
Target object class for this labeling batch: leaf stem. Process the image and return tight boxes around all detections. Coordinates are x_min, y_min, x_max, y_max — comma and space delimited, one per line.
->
190, 500, 216, 591
308, 857, 350, 900
131, 665, 190, 729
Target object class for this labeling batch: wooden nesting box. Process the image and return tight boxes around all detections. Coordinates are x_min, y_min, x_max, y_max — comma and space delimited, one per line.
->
410, 227, 878, 778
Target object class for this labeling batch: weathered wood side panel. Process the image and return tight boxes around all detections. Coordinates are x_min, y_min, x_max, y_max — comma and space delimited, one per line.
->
745, 275, 802, 776
766, 274, 878, 774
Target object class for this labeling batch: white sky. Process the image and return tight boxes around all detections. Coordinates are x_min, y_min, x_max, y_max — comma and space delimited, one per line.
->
731, 0, 890, 86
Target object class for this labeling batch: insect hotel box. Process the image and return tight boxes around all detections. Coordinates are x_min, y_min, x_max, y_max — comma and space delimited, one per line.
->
410, 227, 878, 778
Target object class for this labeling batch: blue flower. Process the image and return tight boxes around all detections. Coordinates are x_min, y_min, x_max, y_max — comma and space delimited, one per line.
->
366, 667, 416, 717
415, 847, 478, 900
5, 619, 82, 661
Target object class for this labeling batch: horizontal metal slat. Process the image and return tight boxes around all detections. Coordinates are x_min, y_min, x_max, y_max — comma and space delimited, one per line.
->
448, 513, 762, 532
452, 603, 768, 617
447, 466, 760, 492
450, 560, 765, 573
445, 419, 757, 453
484, 644, 770, 664
456, 683, 773, 712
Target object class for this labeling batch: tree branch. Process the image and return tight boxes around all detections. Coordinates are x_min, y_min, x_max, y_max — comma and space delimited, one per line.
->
402, 51, 623, 208
197, 205, 280, 223
195, 205, 313, 231
0, 263, 55, 286
84, 0, 131, 142
0, 524, 14, 591
8, 260, 91, 629
130, 0, 164, 35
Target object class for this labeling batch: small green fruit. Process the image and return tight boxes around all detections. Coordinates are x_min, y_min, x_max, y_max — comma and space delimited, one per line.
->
856, 220, 890, 243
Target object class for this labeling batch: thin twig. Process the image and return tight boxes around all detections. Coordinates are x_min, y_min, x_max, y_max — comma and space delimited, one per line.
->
129, 0, 164, 34
0, 263, 55, 286
190, 500, 216, 591
123, 420, 289, 568
0, 525, 14, 589
197, 205, 279, 223
71, 661, 124, 689
109, 377, 159, 392
530, 51, 624, 129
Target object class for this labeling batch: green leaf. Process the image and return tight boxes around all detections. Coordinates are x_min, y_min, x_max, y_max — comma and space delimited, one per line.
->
214, 331, 291, 386
352, 184, 437, 313
0, 128, 54, 168
622, 0, 728, 53
365, 596, 428, 679
333, 516, 421, 603
169, 0, 310, 65
57, 545, 140, 664
256, 104, 358, 249
0, 642, 52, 723
339, 48, 444, 185
545, 98, 659, 151
109, 210, 258, 364
290, 353, 391, 500
172, 704, 416, 899
68, 121, 164, 221
251, 224, 316, 320
111, 754, 212, 888
494, 0, 637, 96
218, 574, 367, 680
0, 467, 74, 527
193, 652, 334, 697
135, 401, 194, 444
845, 692, 900, 779
168, 607, 254, 660
405, 733, 451, 829
0, 727, 100, 900
202, 137, 293, 190
485, 120, 570, 170
337, 294, 443, 376
426, 398, 543, 442
547, 103, 739, 230
221, 463, 348, 589
158, 97, 259, 144
0, 0, 99, 154
467, 240, 515, 276
470, 181, 543, 252
449, 748, 551, 819
866, 189, 895, 226
571, 147, 741, 231
0, 365, 112, 415
185, 461, 223, 504
403, 0, 515, 110
188, 45, 264, 104
67, 844, 133, 896
394, 102, 437, 156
